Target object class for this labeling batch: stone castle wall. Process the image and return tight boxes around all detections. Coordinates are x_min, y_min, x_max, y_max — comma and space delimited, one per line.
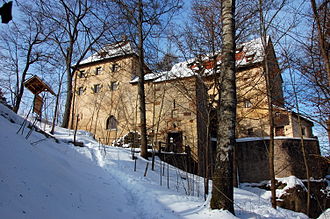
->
236, 138, 324, 183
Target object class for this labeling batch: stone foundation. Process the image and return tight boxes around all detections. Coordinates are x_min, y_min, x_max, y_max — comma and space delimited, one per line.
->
236, 138, 325, 183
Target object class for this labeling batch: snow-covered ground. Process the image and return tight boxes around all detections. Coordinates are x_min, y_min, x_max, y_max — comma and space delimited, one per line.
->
0, 103, 325, 219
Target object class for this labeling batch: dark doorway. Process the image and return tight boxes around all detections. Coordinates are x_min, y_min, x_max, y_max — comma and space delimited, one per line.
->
167, 131, 183, 153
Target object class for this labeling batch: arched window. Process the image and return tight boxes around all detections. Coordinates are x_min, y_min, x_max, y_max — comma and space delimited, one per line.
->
106, 116, 118, 130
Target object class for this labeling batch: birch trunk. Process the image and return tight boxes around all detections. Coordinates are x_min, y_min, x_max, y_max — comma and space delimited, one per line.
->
210, 0, 236, 214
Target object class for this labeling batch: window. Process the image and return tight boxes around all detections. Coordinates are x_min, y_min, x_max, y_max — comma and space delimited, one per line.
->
111, 63, 120, 72
99, 51, 107, 58
244, 99, 252, 108
247, 128, 254, 136
95, 67, 102, 75
131, 70, 138, 80
275, 126, 285, 136
77, 87, 85, 95
301, 127, 306, 136
109, 81, 119, 91
245, 54, 255, 62
92, 84, 101, 93
106, 116, 118, 130
78, 70, 86, 78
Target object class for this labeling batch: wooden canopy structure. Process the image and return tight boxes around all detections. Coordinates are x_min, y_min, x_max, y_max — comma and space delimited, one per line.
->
24, 75, 55, 96
24, 75, 55, 115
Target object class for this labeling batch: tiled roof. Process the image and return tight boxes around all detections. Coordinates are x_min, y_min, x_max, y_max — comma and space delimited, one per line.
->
131, 36, 270, 83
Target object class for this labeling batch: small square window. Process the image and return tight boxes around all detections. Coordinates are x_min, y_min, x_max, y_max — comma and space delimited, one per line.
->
111, 63, 120, 72
244, 100, 252, 108
183, 112, 191, 116
131, 70, 138, 80
99, 51, 107, 58
245, 54, 254, 62
95, 67, 102, 75
109, 81, 118, 91
78, 70, 86, 78
92, 84, 101, 93
77, 87, 85, 95
275, 126, 285, 136
247, 128, 254, 136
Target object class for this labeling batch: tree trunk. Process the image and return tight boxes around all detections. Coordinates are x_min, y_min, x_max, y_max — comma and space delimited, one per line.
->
51, 75, 63, 134
266, 87, 277, 209
138, 0, 148, 159
61, 67, 73, 128
262, 32, 277, 212
13, 46, 33, 113
13, 74, 26, 113
210, 0, 236, 214
287, 59, 311, 215
258, 0, 277, 208
310, 0, 330, 87
327, 117, 330, 145
310, 0, 330, 143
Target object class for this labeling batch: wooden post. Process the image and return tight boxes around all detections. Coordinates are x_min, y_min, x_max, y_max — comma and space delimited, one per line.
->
167, 162, 170, 189
192, 173, 195, 196
151, 151, 155, 171
134, 159, 137, 172
103, 144, 106, 156
73, 114, 79, 144
163, 155, 165, 176
144, 163, 149, 177
160, 160, 162, 186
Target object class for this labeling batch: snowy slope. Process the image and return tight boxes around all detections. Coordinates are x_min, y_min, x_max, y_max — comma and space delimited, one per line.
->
0, 103, 311, 219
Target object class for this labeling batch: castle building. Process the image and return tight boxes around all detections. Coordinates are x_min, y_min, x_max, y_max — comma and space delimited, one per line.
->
70, 37, 321, 181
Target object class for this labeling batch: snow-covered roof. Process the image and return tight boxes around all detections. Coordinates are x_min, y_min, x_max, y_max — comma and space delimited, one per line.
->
236, 136, 317, 143
273, 105, 314, 125
78, 41, 137, 66
130, 72, 162, 83
234, 36, 268, 66
131, 36, 270, 83
154, 61, 195, 82
129, 61, 197, 84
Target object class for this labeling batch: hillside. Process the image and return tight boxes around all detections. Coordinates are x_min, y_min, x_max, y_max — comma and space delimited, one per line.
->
0, 103, 316, 218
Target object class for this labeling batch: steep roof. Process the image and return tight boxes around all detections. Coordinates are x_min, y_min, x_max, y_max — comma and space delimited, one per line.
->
24, 75, 55, 95
78, 41, 137, 66
131, 36, 271, 83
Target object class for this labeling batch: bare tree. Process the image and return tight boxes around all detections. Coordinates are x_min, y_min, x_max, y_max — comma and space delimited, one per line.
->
210, 0, 236, 213
30, 0, 111, 128
311, 0, 330, 87
110, 0, 182, 159
0, 2, 50, 113
258, 0, 277, 209
167, 0, 260, 197
256, 0, 293, 209
307, 0, 330, 146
